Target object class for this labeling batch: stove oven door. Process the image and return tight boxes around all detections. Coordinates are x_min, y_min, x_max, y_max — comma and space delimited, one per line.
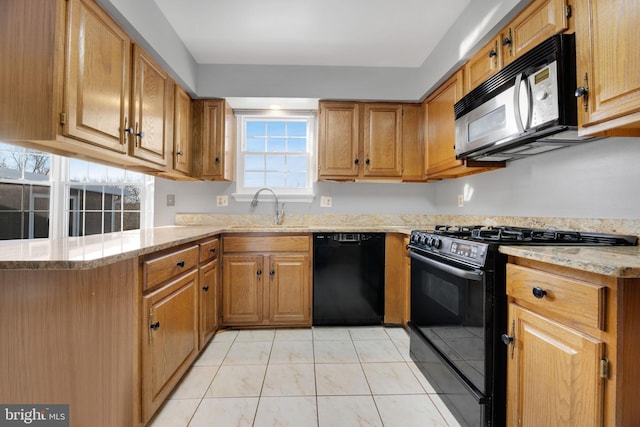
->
409, 249, 497, 426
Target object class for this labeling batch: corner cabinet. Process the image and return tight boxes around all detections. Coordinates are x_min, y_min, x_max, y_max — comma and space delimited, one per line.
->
0, 0, 180, 172
504, 257, 640, 426
221, 234, 312, 327
574, 0, 640, 135
424, 69, 504, 179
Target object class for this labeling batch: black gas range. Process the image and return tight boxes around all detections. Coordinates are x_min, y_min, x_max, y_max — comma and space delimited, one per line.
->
407, 225, 637, 426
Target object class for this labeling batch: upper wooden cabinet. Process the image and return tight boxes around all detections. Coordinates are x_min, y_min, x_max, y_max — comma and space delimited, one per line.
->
424, 70, 504, 179
318, 101, 420, 181
172, 86, 193, 176
362, 103, 403, 177
501, 0, 570, 66
574, 0, 640, 135
400, 103, 424, 181
130, 45, 174, 166
193, 99, 236, 180
0, 0, 178, 172
464, 35, 502, 94
318, 102, 361, 178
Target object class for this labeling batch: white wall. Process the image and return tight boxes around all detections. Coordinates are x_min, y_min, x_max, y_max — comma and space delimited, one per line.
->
154, 137, 640, 225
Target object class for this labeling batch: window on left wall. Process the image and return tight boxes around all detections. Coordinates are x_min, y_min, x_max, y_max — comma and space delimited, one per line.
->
0, 143, 154, 240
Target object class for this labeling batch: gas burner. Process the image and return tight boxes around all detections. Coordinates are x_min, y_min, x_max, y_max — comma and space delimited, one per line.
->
433, 225, 484, 236
470, 226, 638, 246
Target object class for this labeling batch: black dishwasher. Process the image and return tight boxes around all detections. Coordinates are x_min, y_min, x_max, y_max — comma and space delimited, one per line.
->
313, 233, 385, 326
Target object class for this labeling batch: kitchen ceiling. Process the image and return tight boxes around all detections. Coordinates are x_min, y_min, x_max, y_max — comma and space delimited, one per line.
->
151, 0, 471, 68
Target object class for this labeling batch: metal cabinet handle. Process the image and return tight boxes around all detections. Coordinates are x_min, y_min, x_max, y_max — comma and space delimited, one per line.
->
502, 320, 516, 359
209, 248, 216, 253
489, 49, 497, 58
365, 158, 370, 165
575, 73, 589, 112
215, 157, 221, 163
177, 260, 185, 268
257, 269, 262, 276
532, 287, 547, 299
354, 158, 359, 165
269, 270, 275, 277
177, 150, 184, 156
149, 321, 160, 331
202, 286, 209, 292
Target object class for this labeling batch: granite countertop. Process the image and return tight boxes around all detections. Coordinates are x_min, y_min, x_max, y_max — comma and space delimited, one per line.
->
0, 225, 415, 270
499, 245, 640, 278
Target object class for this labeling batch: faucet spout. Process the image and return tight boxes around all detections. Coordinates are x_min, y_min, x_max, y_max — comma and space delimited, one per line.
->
250, 187, 285, 225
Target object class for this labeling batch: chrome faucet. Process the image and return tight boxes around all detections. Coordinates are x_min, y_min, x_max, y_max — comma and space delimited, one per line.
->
250, 187, 285, 225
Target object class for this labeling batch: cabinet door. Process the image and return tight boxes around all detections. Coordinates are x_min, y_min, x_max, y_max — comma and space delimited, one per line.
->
318, 102, 360, 178
142, 270, 198, 421
400, 104, 424, 181
363, 104, 403, 177
506, 304, 605, 427
267, 254, 311, 325
130, 45, 172, 166
425, 70, 465, 177
222, 255, 263, 325
173, 85, 192, 175
200, 100, 234, 180
502, 0, 569, 66
575, 0, 640, 133
64, 0, 131, 152
465, 35, 502, 93
199, 258, 219, 349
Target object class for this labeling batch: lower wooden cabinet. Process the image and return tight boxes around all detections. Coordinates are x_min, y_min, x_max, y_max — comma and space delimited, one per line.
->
505, 257, 640, 427
221, 234, 312, 327
506, 303, 604, 426
199, 237, 220, 349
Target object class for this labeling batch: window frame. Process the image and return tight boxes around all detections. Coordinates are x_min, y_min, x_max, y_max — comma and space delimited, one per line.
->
233, 111, 316, 203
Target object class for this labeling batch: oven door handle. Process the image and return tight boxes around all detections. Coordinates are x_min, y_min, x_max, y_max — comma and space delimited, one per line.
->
410, 251, 484, 281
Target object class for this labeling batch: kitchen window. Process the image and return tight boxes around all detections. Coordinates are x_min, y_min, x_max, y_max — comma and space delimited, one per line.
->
0, 143, 154, 240
234, 113, 316, 201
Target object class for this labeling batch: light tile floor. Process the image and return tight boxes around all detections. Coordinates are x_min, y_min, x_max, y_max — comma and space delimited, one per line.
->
148, 326, 460, 427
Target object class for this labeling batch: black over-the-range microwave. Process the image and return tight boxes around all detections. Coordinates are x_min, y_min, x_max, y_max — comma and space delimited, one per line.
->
454, 33, 600, 162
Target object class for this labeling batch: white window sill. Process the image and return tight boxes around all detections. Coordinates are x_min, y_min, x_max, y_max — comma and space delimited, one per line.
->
232, 193, 315, 203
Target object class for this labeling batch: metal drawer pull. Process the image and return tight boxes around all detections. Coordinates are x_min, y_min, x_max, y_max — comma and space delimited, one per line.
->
149, 321, 160, 330
177, 260, 185, 267
532, 287, 547, 299
202, 286, 209, 292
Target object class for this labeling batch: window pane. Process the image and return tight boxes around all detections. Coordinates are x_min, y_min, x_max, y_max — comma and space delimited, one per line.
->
267, 138, 286, 152
0, 151, 22, 177
286, 172, 307, 187
85, 188, 103, 210
123, 212, 140, 231
265, 155, 285, 171
106, 166, 126, 183
288, 138, 307, 152
31, 186, 50, 211
124, 170, 144, 184
103, 212, 115, 234
286, 156, 307, 171
28, 211, 49, 238
287, 122, 307, 137
124, 186, 141, 210
0, 183, 23, 210
245, 155, 265, 170
84, 212, 103, 235
0, 212, 23, 239
68, 211, 82, 236
247, 121, 266, 137
244, 172, 264, 187
267, 121, 286, 136
266, 173, 286, 187
69, 159, 88, 182
246, 138, 266, 152
24, 154, 50, 179
88, 164, 107, 182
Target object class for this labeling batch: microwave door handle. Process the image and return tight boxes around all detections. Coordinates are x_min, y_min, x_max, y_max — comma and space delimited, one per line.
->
513, 73, 526, 134
409, 251, 484, 281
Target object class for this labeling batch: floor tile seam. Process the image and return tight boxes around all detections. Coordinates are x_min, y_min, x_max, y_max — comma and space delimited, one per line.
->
425, 393, 456, 426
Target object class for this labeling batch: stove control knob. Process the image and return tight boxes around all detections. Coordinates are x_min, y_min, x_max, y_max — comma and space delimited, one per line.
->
432, 238, 442, 249
419, 235, 428, 245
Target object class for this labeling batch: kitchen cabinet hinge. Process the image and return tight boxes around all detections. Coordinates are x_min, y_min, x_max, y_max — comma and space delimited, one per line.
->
600, 357, 609, 379
565, 5, 572, 18
59, 112, 66, 125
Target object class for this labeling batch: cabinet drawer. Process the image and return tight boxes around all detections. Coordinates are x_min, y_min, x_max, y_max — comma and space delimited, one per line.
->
143, 245, 199, 291
223, 235, 310, 253
199, 238, 219, 263
506, 263, 606, 331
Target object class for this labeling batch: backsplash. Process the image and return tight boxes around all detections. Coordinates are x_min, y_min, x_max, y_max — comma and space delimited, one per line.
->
175, 213, 640, 237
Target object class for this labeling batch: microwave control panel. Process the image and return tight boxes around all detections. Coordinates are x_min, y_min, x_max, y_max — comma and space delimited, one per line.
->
528, 60, 560, 128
